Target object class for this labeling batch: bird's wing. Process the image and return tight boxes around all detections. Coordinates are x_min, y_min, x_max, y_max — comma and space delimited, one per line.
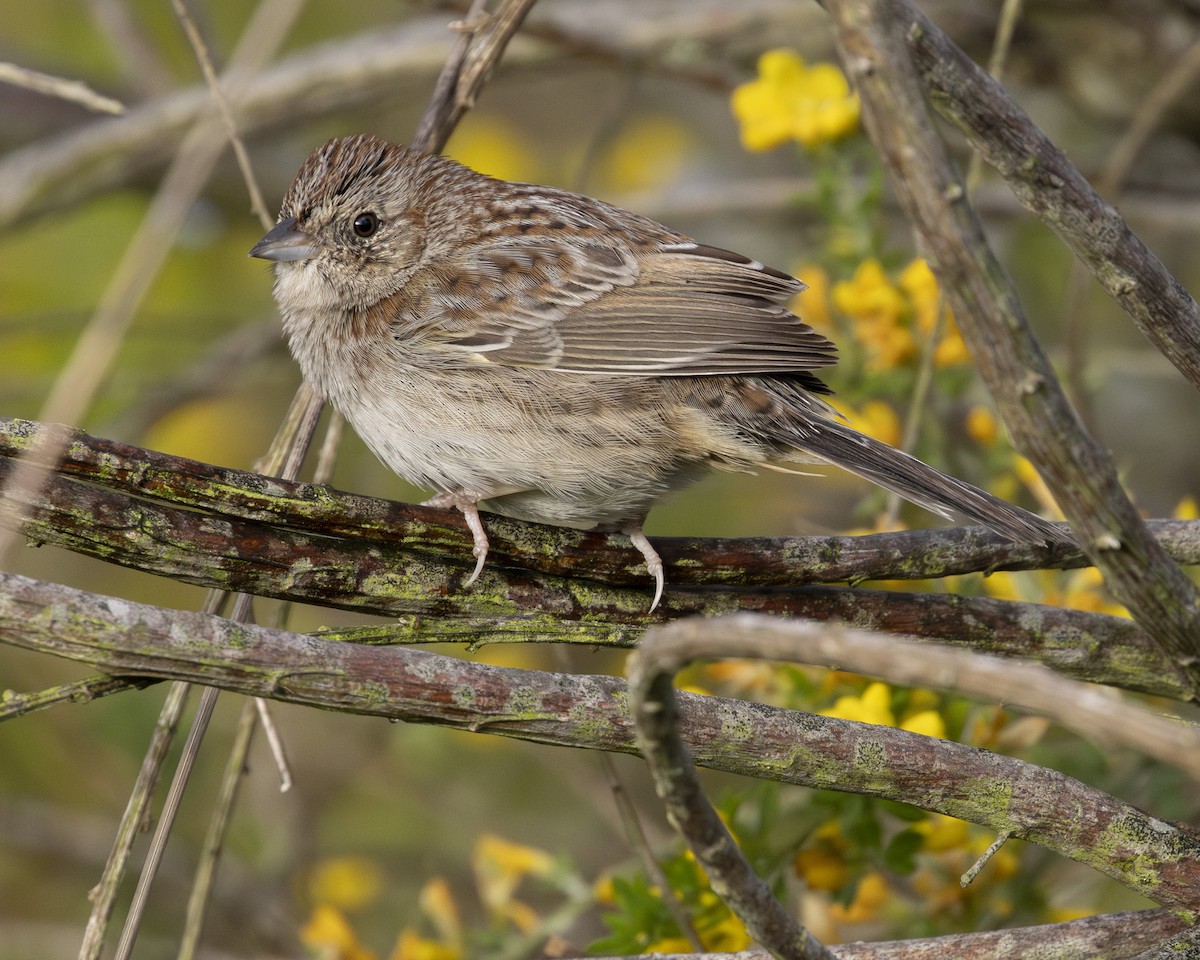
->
408, 238, 838, 377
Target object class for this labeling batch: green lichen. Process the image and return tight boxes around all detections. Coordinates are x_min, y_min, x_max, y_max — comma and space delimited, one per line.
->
355, 680, 391, 704
568, 700, 615, 742
452, 685, 476, 708
504, 686, 543, 718
854, 738, 886, 773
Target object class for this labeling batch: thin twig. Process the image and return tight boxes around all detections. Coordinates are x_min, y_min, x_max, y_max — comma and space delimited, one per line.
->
80, 3, 309, 953
598, 754, 704, 951
177, 697, 259, 960
1061, 33, 1200, 424
0, 0, 304, 569
79, 681, 194, 960
0, 61, 125, 114
629, 639, 835, 958
960, 831, 1011, 888
641, 614, 1200, 786
113, 680, 224, 960
0, 676, 151, 722
1129, 924, 1200, 960
171, 0, 275, 228
963, 0, 1023, 193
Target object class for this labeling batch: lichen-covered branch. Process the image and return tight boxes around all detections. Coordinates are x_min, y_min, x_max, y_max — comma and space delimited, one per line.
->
889, 0, 1200, 391
3, 569, 1199, 911
2, 417, 1194, 698
828, 0, 1200, 689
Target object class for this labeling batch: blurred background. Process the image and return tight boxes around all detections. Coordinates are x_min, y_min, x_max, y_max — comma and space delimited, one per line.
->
2, 1, 1200, 957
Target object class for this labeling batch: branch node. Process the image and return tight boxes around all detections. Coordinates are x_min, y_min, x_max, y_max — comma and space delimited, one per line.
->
961, 831, 1012, 887
1094, 532, 1123, 551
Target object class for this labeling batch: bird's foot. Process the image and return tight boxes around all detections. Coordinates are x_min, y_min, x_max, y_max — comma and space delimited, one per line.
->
423, 490, 489, 586
621, 523, 665, 613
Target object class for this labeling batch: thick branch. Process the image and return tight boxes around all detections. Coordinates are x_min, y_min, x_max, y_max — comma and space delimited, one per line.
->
828, 0, 1200, 686
3, 570, 1200, 910
597, 907, 1189, 959
1, 419, 1192, 698
890, 0, 1200, 392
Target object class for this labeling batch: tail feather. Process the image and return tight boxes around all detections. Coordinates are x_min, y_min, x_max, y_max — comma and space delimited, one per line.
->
781, 417, 1071, 546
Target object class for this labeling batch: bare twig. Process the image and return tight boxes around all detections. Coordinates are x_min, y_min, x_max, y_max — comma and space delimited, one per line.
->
601, 757, 704, 952
177, 697, 259, 960
67, 3, 309, 953
1128, 924, 1200, 960
960, 831, 1011, 888
171, 0, 275, 228
588, 908, 1186, 959
0, 0, 305, 570
0, 676, 152, 722
627, 639, 835, 959
1062, 33, 1200, 421
79, 681, 194, 960
0, 61, 125, 114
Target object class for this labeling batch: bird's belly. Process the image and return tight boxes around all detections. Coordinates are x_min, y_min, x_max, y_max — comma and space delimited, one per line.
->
332, 366, 733, 527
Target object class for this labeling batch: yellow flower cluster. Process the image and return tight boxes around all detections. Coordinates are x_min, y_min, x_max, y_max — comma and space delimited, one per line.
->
299, 834, 562, 960
821, 258, 970, 372
731, 49, 860, 151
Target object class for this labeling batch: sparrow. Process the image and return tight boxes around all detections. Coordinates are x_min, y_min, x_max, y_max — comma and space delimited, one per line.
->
251, 133, 1067, 610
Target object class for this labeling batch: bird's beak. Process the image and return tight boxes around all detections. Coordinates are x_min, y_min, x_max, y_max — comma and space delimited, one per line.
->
249, 217, 319, 262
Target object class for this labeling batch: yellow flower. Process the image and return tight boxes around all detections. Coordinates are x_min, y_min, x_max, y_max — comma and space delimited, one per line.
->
792, 263, 832, 333
731, 49, 860, 151
644, 937, 694, 954
472, 834, 555, 927
898, 258, 971, 366
916, 814, 970, 853
1175, 495, 1199, 521
307, 856, 383, 912
933, 325, 971, 366
899, 259, 939, 331
833, 259, 906, 324
592, 872, 616, 905
1013, 456, 1062, 517
828, 871, 890, 924
859, 400, 902, 447
900, 709, 946, 739
965, 406, 1000, 446
829, 398, 902, 448
700, 909, 752, 952
389, 930, 460, 960
833, 259, 914, 370
418, 878, 461, 944
822, 681, 895, 727
301, 905, 377, 960
794, 847, 849, 892
983, 567, 1127, 618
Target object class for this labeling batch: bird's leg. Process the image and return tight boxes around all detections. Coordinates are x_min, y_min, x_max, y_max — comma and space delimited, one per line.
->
423, 490, 489, 586
620, 522, 665, 612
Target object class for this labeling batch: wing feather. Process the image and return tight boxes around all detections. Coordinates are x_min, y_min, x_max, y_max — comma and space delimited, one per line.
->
416, 230, 837, 377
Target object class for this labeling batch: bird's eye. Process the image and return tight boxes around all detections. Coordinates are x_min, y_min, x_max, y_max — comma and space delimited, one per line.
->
352, 212, 380, 238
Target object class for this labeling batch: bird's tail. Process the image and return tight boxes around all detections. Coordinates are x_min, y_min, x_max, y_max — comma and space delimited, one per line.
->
777, 415, 1070, 546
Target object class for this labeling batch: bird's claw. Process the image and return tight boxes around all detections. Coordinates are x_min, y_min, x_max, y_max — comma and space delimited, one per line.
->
623, 524, 665, 613
424, 490, 490, 587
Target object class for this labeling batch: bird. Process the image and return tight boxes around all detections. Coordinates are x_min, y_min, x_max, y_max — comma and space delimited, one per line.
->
250, 133, 1068, 610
